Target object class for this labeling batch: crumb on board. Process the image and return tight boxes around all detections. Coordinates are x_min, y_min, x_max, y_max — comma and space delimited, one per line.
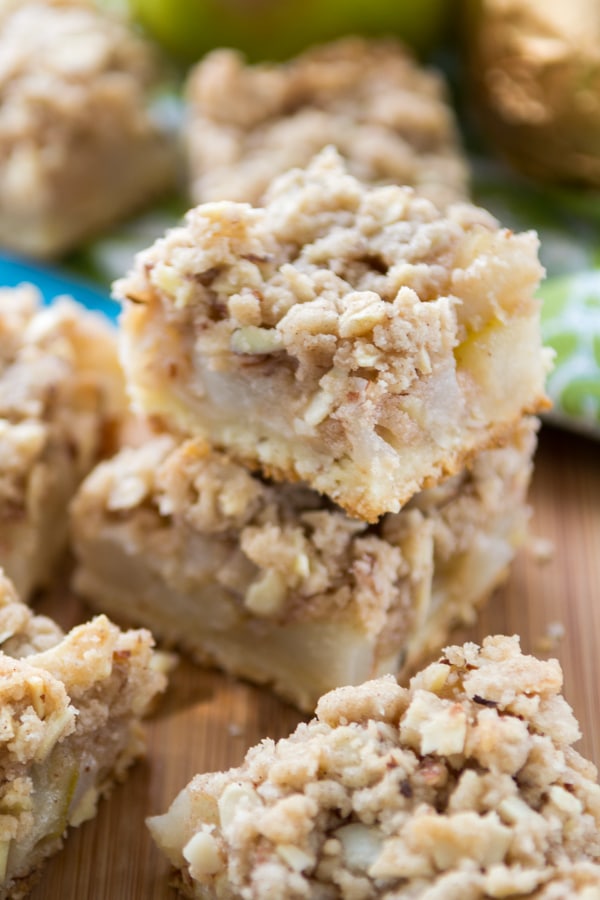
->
228, 723, 245, 739
534, 621, 566, 654
527, 535, 555, 564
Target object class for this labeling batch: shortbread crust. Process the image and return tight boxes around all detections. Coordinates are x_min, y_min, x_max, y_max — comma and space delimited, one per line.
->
72, 418, 537, 711
149, 635, 600, 899
118, 149, 551, 521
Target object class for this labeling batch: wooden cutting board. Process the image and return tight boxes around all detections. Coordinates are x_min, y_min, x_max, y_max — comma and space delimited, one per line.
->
32, 422, 600, 899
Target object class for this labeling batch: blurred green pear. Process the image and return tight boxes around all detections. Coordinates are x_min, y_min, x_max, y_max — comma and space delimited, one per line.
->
130, 0, 449, 63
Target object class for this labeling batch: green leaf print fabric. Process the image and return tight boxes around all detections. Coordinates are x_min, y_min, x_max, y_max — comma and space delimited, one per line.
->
474, 161, 600, 438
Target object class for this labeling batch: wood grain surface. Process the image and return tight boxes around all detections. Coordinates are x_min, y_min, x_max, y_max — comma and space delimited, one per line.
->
32, 422, 600, 899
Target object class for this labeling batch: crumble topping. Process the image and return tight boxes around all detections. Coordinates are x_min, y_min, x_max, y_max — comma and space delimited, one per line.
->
149, 636, 600, 899
0, 570, 166, 763
0, 0, 156, 100
185, 38, 469, 210
122, 147, 536, 382
0, 284, 124, 437
0, 571, 62, 657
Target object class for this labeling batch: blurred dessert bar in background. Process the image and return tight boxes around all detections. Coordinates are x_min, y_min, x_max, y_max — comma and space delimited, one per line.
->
0, 0, 175, 259
184, 37, 468, 210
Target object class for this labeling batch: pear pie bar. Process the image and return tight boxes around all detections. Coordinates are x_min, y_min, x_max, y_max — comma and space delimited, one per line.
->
0, 285, 125, 601
0, 0, 175, 259
71, 417, 537, 711
118, 150, 551, 521
0, 570, 167, 900
185, 37, 468, 210
148, 635, 600, 899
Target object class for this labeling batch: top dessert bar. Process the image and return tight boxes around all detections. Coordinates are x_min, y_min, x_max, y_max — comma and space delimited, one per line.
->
149, 635, 600, 899
118, 149, 551, 521
185, 37, 469, 210
0, 0, 175, 259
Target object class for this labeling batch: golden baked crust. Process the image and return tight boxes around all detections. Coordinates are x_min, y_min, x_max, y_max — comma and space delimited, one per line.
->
0, 0, 175, 259
185, 38, 468, 210
118, 149, 551, 521
0, 285, 126, 599
71, 418, 537, 711
148, 635, 600, 899
0, 570, 167, 900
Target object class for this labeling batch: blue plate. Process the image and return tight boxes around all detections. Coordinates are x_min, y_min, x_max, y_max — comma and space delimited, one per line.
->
0, 250, 119, 321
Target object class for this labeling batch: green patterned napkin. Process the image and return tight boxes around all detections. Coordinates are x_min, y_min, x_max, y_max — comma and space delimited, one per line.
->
540, 272, 600, 436
474, 161, 600, 438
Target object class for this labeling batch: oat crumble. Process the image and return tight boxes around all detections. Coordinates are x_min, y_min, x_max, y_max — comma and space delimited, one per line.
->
149, 635, 600, 899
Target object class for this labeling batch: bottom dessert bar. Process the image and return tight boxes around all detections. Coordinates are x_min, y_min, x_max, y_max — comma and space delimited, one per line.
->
0, 571, 167, 900
72, 417, 537, 712
148, 635, 600, 900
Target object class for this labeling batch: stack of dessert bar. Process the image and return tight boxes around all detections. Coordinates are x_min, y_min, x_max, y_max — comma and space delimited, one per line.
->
1, 24, 595, 898
72, 141, 552, 712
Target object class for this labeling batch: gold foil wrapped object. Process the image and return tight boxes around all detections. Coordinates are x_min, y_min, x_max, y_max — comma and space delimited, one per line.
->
465, 0, 600, 186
